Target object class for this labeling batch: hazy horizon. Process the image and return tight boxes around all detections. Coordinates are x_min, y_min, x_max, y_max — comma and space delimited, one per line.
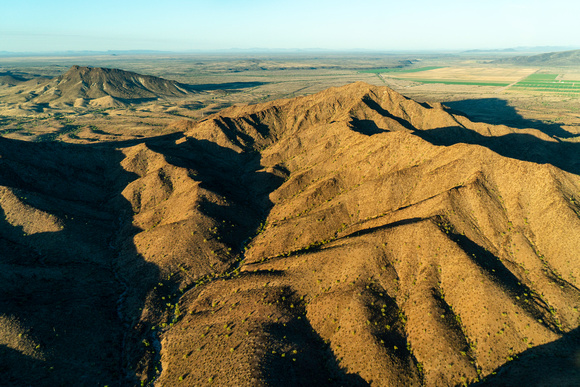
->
2, 0, 580, 53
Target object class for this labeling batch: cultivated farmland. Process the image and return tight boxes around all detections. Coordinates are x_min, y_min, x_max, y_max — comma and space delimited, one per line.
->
359, 66, 444, 74
392, 66, 536, 84
510, 73, 580, 94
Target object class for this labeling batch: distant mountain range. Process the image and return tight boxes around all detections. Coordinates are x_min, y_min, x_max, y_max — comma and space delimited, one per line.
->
0, 50, 172, 57
464, 46, 579, 54
495, 49, 580, 66
1, 46, 579, 57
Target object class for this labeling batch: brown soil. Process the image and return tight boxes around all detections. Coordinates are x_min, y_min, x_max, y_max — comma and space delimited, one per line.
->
1, 81, 579, 386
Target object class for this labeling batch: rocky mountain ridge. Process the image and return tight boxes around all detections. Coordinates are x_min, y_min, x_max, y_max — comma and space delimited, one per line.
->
1, 82, 579, 386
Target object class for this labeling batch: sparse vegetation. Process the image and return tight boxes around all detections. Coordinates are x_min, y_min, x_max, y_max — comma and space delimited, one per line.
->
0, 54, 579, 387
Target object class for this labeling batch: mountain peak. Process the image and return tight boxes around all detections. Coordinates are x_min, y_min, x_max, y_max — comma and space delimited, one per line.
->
181, 82, 461, 152
31, 66, 191, 105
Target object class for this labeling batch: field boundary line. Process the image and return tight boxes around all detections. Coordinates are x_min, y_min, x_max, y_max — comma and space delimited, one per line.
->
495, 68, 540, 93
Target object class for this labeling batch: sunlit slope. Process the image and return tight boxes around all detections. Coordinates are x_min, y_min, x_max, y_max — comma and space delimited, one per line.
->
1, 82, 578, 386
151, 82, 579, 385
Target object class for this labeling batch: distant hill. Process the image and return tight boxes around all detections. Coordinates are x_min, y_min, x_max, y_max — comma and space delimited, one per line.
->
26, 65, 192, 106
463, 48, 518, 53
0, 72, 28, 86
495, 49, 580, 66
464, 46, 579, 54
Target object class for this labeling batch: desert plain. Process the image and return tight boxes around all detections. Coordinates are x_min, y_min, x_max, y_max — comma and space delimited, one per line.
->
0, 50, 579, 386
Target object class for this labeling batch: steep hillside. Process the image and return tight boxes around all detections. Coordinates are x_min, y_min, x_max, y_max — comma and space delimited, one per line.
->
7, 66, 192, 107
495, 49, 580, 66
1, 82, 579, 386
0, 138, 133, 385
0, 71, 29, 86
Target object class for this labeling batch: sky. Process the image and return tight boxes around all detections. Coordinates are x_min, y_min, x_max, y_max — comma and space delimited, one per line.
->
1, 0, 579, 53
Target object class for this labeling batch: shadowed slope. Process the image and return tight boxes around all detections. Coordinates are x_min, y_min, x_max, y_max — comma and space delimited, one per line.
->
0, 137, 155, 386
443, 98, 577, 139
475, 327, 580, 386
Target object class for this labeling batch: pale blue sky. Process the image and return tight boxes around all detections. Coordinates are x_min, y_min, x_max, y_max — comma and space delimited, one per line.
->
1, 0, 579, 52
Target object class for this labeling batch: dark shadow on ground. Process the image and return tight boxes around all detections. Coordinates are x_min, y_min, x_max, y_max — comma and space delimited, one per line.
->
92, 129, 287, 381
342, 217, 424, 239
0, 71, 29, 85
91, 132, 184, 149
473, 327, 580, 386
433, 216, 561, 333
349, 118, 388, 136
145, 135, 285, 244
0, 346, 51, 386
363, 96, 417, 131
443, 98, 577, 139
0, 136, 160, 386
260, 288, 369, 386
184, 81, 268, 92
412, 126, 580, 176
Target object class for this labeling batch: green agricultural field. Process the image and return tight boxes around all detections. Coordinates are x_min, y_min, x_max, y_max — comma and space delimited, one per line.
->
520, 73, 559, 82
511, 73, 580, 93
384, 66, 527, 87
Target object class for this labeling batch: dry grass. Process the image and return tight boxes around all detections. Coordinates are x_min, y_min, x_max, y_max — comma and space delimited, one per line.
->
396, 66, 537, 82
